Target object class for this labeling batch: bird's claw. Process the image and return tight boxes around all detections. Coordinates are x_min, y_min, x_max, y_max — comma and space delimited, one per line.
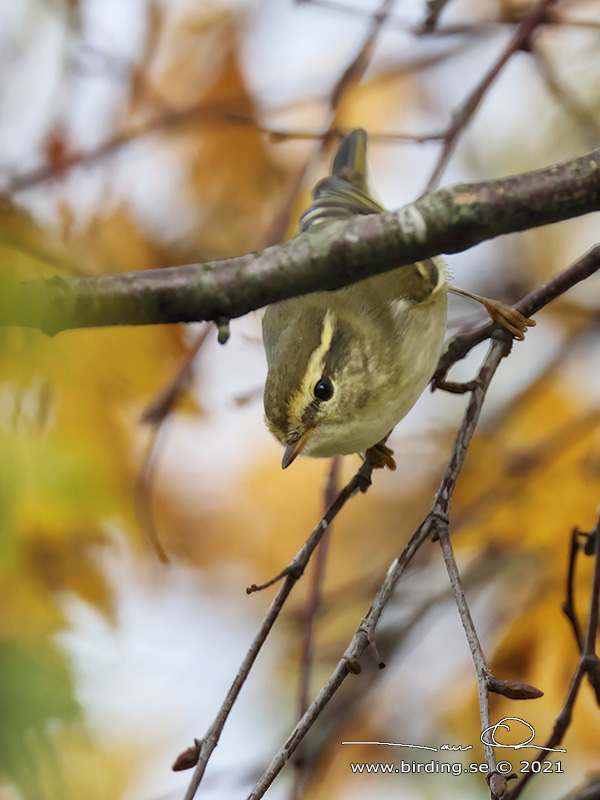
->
364, 441, 397, 471
482, 299, 535, 340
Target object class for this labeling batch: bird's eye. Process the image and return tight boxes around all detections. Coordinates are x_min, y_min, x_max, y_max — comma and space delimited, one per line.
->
314, 377, 334, 401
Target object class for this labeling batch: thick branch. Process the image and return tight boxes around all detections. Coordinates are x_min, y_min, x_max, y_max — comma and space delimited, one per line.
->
3, 146, 600, 335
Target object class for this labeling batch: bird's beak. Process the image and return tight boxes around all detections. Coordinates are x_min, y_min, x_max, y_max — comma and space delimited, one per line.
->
282, 430, 312, 469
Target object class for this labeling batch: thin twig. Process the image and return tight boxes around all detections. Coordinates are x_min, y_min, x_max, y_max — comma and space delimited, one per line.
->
422, 0, 453, 31
296, 0, 412, 32
545, 11, 600, 31
532, 43, 600, 149
245, 336, 511, 800
434, 244, 600, 386
134, 422, 171, 564
177, 461, 373, 798
227, 115, 443, 145
437, 529, 496, 773
135, 325, 212, 562
506, 408, 600, 477
296, 0, 548, 38
425, 0, 558, 192
329, 0, 395, 109
437, 408, 600, 559
291, 457, 340, 800
141, 326, 211, 425
7, 95, 259, 193
264, 0, 396, 245
506, 508, 600, 800
563, 528, 585, 651
484, 328, 588, 434
583, 522, 600, 702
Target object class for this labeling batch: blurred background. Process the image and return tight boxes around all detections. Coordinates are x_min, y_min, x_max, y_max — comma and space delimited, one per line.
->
2, 1, 600, 799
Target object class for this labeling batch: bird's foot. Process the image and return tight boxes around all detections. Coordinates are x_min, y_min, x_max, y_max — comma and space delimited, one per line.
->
481, 298, 535, 341
364, 441, 397, 471
448, 286, 535, 340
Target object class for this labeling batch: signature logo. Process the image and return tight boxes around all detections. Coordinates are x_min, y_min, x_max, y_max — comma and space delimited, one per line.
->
480, 718, 565, 752
341, 717, 566, 753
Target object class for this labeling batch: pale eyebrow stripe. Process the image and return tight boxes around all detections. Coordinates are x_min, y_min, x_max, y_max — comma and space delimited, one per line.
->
286, 309, 336, 420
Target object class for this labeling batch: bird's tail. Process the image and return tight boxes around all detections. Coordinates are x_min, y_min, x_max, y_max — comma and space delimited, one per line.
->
299, 129, 383, 231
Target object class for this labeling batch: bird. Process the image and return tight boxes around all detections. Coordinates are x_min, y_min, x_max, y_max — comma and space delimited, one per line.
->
262, 129, 534, 471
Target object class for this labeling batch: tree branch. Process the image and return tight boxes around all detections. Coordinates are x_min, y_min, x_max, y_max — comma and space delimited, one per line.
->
424, 0, 558, 191
244, 336, 510, 800
434, 244, 600, 385
2, 147, 600, 335
175, 461, 374, 798
506, 508, 600, 800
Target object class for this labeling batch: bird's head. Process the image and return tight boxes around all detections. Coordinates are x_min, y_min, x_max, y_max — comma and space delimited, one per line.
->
263, 301, 387, 468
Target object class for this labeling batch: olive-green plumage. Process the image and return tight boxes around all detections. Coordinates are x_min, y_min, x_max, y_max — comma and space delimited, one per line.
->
262, 129, 448, 468
263, 130, 534, 468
